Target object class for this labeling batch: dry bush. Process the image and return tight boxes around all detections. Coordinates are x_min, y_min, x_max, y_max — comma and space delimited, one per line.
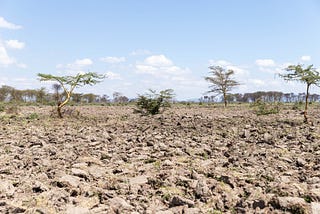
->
5, 105, 20, 115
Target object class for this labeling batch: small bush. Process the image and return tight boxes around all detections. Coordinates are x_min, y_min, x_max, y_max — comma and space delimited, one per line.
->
134, 89, 174, 115
292, 101, 303, 110
27, 113, 39, 120
251, 100, 281, 116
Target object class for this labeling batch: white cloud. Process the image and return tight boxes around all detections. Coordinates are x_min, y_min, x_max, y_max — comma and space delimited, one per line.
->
226, 65, 248, 76
73, 58, 93, 67
0, 40, 26, 68
135, 64, 157, 74
56, 58, 93, 75
5, 40, 25, 49
0, 46, 15, 66
133, 54, 208, 100
255, 59, 276, 67
105, 71, 121, 80
208, 59, 249, 78
60, 58, 93, 69
135, 55, 188, 78
166, 66, 187, 75
144, 55, 173, 67
0, 17, 22, 30
63, 70, 87, 75
256, 62, 294, 75
100, 56, 126, 63
301, 55, 311, 61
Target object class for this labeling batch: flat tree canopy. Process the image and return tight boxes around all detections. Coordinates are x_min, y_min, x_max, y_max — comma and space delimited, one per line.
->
205, 66, 240, 107
38, 72, 105, 118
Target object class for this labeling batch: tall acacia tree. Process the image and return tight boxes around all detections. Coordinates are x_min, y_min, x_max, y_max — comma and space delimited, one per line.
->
280, 64, 320, 123
38, 72, 105, 118
205, 66, 240, 107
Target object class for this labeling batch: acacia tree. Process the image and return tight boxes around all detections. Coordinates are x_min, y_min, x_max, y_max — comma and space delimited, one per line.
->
38, 72, 105, 118
280, 64, 320, 123
205, 66, 240, 107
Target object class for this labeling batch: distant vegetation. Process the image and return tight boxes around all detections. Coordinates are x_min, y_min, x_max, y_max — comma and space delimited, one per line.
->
199, 91, 320, 104
134, 89, 174, 115
0, 85, 129, 105
250, 99, 281, 116
0, 63, 320, 122
1, 87, 320, 106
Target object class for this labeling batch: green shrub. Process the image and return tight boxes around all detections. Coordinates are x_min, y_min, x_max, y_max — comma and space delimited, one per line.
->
0, 103, 5, 112
134, 89, 174, 115
251, 99, 281, 116
292, 101, 303, 110
27, 113, 39, 120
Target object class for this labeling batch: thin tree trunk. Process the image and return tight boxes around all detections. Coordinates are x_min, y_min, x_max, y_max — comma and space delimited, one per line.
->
223, 92, 227, 107
57, 105, 63, 118
304, 84, 310, 123
56, 93, 71, 118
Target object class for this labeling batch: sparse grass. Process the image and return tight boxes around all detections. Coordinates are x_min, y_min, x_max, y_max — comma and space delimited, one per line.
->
292, 101, 304, 110
207, 209, 224, 214
250, 100, 281, 115
4, 146, 11, 154
153, 160, 161, 171
0, 103, 5, 112
159, 186, 184, 200
303, 195, 312, 203
26, 113, 39, 120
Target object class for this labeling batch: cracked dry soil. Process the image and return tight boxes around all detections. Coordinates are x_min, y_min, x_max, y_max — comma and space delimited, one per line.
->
0, 105, 320, 214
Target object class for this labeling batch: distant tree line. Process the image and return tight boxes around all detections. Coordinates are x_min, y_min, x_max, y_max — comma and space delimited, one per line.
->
200, 91, 320, 104
2, 84, 320, 105
0, 85, 130, 104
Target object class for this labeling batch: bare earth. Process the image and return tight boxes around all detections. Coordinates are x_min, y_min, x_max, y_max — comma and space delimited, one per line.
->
0, 105, 320, 213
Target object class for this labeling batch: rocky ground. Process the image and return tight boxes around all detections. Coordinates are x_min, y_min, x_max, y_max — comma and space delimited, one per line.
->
0, 105, 320, 214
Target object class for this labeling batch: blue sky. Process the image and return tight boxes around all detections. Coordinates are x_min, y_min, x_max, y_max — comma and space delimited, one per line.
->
0, 0, 320, 100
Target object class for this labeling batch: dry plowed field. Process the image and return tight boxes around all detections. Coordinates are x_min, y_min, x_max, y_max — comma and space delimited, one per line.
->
1, 105, 320, 213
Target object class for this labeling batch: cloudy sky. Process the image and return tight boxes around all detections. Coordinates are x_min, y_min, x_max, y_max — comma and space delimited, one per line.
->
1, 0, 320, 100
